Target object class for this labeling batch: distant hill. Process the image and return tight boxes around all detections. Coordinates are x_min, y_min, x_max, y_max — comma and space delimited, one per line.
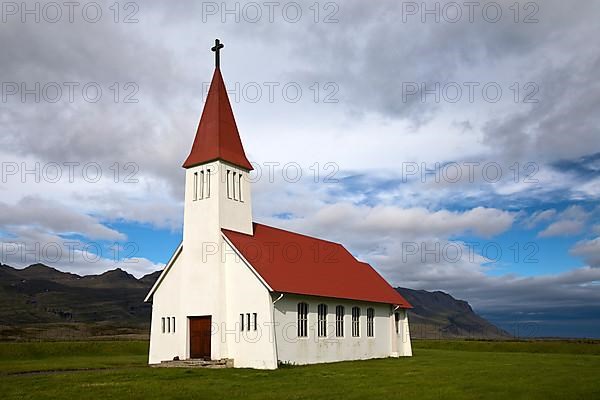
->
0, 263, 510, 340
396, 287, 511, 339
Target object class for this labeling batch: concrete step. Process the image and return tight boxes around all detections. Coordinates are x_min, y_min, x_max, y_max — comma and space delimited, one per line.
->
154, 358, 233, 368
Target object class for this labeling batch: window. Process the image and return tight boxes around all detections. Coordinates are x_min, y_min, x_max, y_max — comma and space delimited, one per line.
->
232, 172, 238, 200
253, 313, 257, 331
226, 170, 231, 198
367, 308, 375, 337
352, 307, 360, 337
395, 312, 400, 334
238, 173, 243, 202
199, 170, 205, 199
297, 302, 308, 337
193, 172, 198, 201
240, 313, 244, 331
167, 317, 171, 333
335, 305, 344, 337
172, 317, 176, 333
206, 169, 211, 197
161, 317, 165, 333
317, 304, 327, 337
246, 313, 251, 331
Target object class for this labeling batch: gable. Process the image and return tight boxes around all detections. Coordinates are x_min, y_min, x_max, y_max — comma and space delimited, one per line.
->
144, 243, 182, 302
222, 223, 412, 307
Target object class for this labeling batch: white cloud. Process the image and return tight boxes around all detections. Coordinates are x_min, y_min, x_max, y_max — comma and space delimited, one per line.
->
537, 205, 589, 238
571, 237, 600, 268
0, 196, 124, 240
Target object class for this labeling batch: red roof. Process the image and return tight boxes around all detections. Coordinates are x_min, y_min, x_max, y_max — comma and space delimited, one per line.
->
222, 223, 412, 307
183, 68, 253, 170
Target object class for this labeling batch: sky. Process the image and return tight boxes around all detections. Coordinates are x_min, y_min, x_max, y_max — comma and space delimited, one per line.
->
1, 0, 599, 338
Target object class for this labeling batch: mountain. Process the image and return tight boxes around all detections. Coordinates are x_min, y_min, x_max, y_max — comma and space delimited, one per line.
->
396, 287, 511, 339
0, 264, 509, 340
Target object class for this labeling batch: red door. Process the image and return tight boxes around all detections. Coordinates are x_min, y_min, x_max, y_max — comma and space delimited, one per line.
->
189, 316, 212, 359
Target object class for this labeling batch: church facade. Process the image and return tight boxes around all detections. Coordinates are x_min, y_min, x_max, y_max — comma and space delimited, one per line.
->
145, 43, 412, 369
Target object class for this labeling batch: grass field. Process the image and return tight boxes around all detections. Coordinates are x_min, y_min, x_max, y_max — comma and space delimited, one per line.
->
1, 340, 599, 399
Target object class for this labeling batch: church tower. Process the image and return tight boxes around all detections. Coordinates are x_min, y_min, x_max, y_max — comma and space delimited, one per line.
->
152, 39, 254, 362
182, 39, 254, 239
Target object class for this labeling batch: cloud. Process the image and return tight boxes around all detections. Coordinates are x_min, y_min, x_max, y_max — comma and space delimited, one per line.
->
523, 209, 557, 229
538, 220, 585, 238
571, 237, 600, 268
0, 228, 163, 278
0, 196, 124, 240
537, 205, 589, 238
261, 203, 514, 254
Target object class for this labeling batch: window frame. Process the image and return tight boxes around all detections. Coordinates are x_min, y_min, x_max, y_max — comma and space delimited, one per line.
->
226, 169, 231, 199
317, 304, 328, 338
297, 302, 308, 338
351, 307, 361, 337
232, 171, 238, 200
199, 170, 205, 199
367, 308, 375, 337
193, 172, 198, 201
335, 305, 345, 337
206, 169, 211, 197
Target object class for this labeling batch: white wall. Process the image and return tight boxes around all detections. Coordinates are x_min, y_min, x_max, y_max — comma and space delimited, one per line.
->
149, 160, 255, 364
148, 251, 185, 364
222, 239, 278, 369
397, 309, 412, 356
273, 294, 406, 365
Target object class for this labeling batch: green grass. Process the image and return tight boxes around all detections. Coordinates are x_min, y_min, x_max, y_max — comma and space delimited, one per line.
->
0, 341, 147, 373
414, 338, 600, 355
0, 340, 599, 399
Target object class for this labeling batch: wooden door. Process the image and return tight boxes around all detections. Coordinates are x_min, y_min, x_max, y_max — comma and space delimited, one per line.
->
189, 316, 212, 359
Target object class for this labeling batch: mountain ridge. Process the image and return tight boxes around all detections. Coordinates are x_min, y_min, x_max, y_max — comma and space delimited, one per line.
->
0, 264, 510, 340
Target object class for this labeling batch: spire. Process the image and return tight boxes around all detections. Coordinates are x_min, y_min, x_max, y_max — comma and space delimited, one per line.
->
183, 41, 253, 170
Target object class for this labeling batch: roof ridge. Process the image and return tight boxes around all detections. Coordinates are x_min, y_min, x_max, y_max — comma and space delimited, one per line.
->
224, 222, 347, 248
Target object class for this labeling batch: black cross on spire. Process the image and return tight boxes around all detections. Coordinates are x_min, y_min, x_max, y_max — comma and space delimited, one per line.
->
211, 39, 224, 69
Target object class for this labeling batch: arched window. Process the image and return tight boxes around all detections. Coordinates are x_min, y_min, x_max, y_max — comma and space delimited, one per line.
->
335, 305, 344, 337
352, 307, 360, 337
297, 302, 308, 337
317, 304, 327, 337
367, 308, 375, 337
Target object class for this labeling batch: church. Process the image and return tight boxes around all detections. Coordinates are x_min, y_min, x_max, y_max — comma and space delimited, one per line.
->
145, 40, 413, 369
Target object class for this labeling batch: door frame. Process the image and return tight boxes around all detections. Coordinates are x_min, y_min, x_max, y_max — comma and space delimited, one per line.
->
188, 315, 212, 360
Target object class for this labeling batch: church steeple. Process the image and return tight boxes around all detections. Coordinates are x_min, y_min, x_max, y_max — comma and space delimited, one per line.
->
183, 40, 253, 170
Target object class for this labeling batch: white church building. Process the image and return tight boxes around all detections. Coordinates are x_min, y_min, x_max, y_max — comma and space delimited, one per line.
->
145, 41, 412, 369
